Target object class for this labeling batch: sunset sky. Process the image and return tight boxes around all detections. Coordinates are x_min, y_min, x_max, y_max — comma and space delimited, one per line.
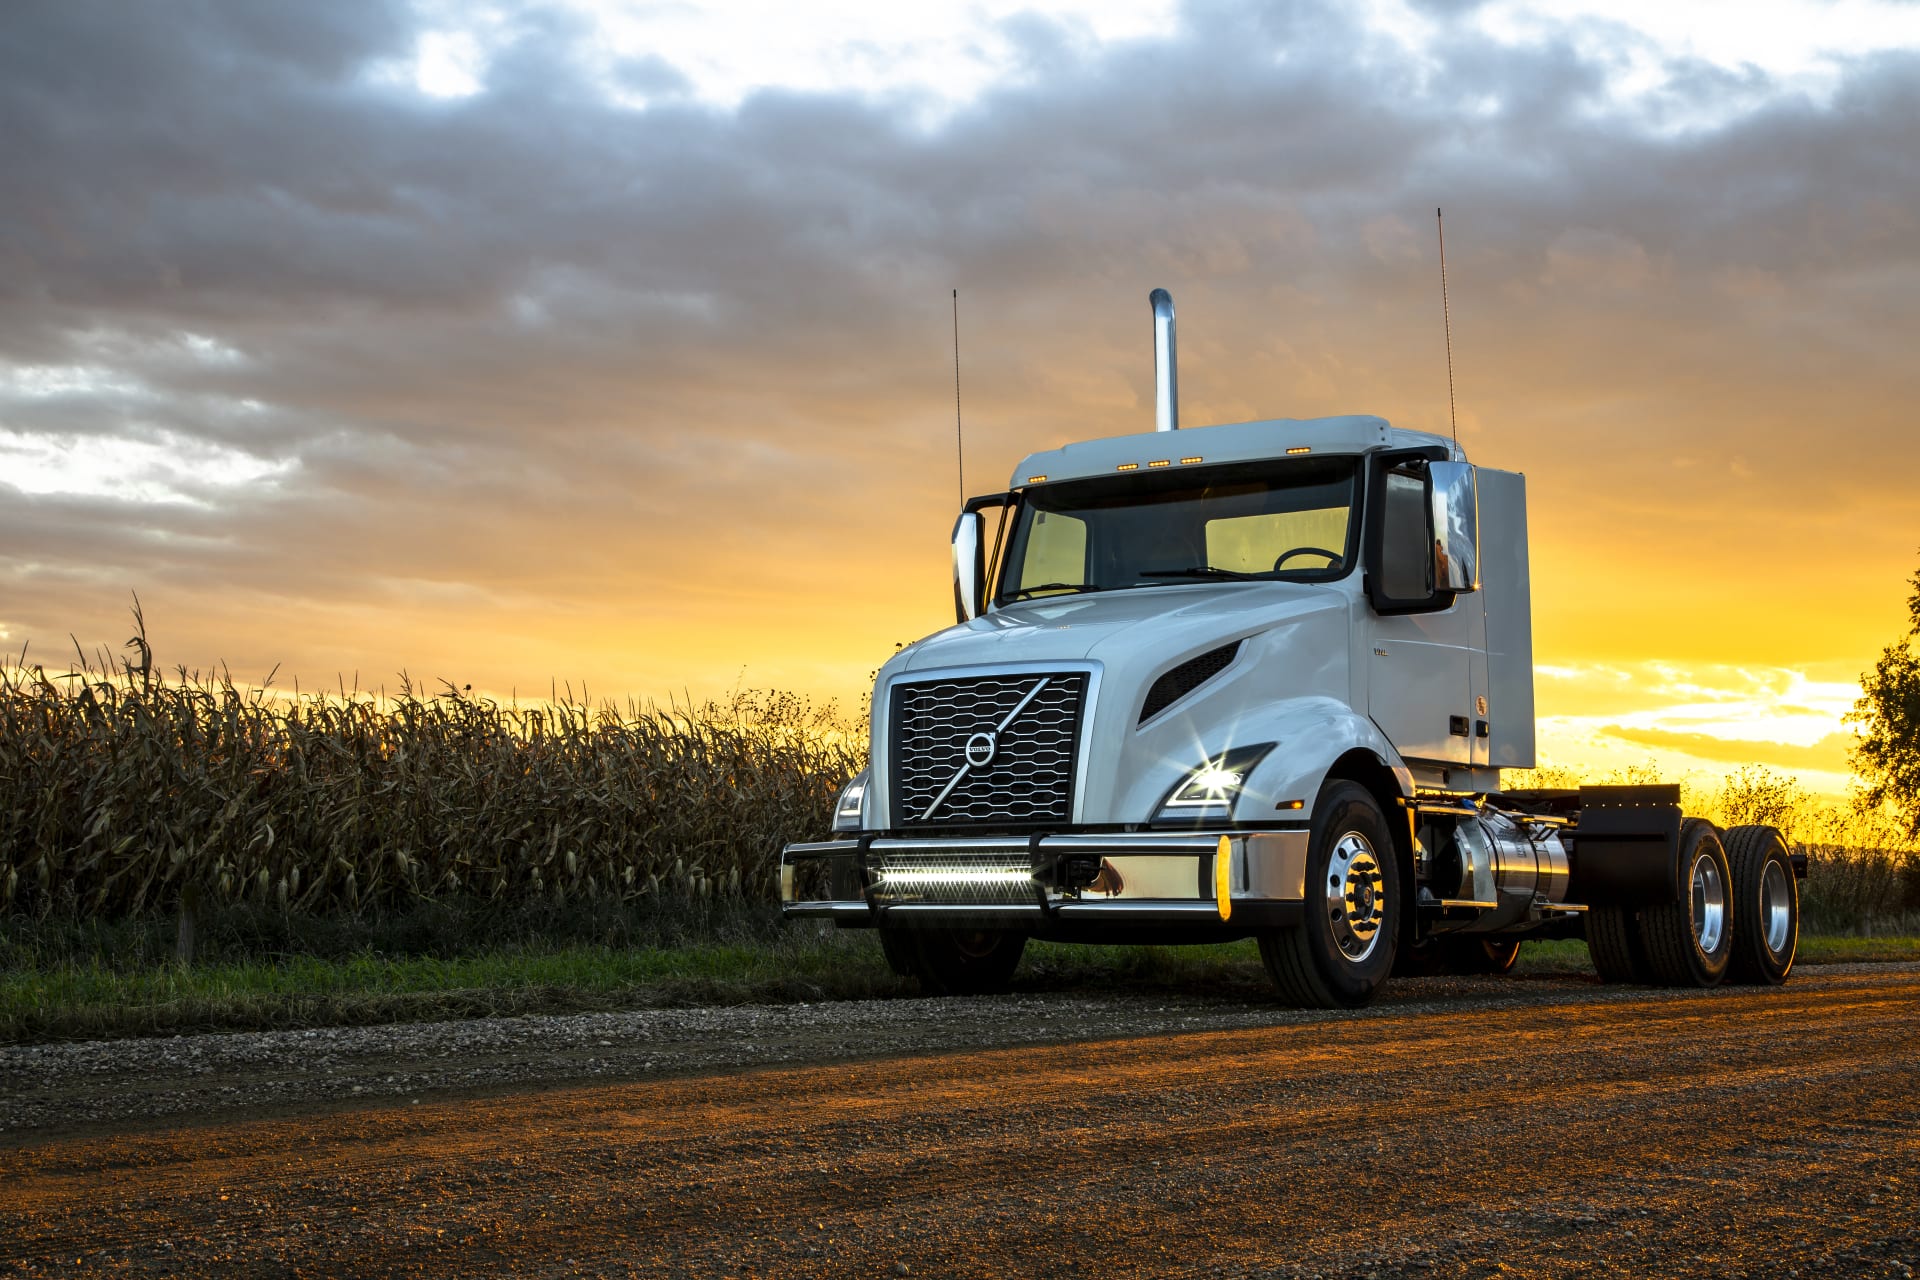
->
3, 0, 1917, 798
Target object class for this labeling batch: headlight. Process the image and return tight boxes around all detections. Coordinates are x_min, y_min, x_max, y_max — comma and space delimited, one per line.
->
1153, 745, 1274, 822
831, 769, 870, 832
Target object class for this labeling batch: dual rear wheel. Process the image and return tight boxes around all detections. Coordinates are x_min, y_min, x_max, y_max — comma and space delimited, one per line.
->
1586, 821, 1797, 988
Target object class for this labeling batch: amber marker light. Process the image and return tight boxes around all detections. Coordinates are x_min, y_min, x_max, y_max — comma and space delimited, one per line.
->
1180, 456, 1203, 465
1026, 475, 1048, 483
1148, 459, 1170, 468
1276, 799, 1304, 810
1215, 835, 1233, 921
1116, 462, 1139, 471
1286, 446, 1311, 455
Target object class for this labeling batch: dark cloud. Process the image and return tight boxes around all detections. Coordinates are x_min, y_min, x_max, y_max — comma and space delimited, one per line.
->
0, 0, 1916, 700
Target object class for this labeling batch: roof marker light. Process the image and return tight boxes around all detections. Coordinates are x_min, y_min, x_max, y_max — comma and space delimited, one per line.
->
1180, 456, 1203, 465
1148, 459, 1170, 468
1286, 446, 1312, 455
1116, 462, 1139, 471
1026, 475, 1048, 483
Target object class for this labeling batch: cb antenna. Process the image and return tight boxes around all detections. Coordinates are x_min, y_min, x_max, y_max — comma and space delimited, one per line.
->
952, 289, 965, 505
1437, 207, 1458, 445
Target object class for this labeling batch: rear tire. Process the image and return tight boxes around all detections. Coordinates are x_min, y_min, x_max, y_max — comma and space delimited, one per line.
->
1443, 936, 1522, 975
1639, 818, 1734, 987
1259, 781, 1400, 1008
1724, 825, 1798, 985
902, 929, 1026, 996
1586, 906, 1653, 984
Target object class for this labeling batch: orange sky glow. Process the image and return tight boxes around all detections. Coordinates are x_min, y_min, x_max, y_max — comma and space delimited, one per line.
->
3, 1, 1917, 803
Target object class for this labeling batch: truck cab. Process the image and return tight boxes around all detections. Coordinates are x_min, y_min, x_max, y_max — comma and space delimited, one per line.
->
782, 292, 1801, 1006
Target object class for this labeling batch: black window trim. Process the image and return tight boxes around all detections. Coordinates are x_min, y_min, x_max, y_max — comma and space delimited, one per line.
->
988, 456, 1366, 610
1362, 445, 1460, 616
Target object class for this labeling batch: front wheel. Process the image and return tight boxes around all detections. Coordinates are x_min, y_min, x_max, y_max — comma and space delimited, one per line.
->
901, 929, 1026, 996
1259, 781, 1400, 1008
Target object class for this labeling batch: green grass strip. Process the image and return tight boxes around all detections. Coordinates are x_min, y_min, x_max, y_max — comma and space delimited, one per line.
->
3, 933, 1916, 1047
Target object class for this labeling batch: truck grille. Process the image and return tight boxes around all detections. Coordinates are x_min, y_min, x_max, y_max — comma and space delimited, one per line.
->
889, 672, 1088, 828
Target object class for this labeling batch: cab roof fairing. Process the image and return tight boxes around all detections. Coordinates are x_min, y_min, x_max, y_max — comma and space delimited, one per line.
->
1007, 415, 1465, 490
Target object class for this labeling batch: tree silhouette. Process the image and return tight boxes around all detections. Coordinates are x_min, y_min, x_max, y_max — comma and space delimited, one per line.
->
1850, 554, 1920, 840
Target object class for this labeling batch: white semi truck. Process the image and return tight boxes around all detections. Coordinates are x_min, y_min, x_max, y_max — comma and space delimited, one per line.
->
781, 289, 1805, 1007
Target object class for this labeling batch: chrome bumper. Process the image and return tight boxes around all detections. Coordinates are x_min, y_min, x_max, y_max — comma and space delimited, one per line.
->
780, 830, 1310, 929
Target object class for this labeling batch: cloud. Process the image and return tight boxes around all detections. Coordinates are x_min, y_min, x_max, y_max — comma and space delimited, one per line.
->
0, 0, 1916, 711
1600, 726, 1855, 772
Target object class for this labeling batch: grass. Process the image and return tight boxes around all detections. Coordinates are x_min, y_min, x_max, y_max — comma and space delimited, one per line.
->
5, 917, 1915, 1046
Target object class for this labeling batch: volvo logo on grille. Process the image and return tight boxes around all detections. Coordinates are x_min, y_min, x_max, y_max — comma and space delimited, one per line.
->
963, 732, 997, 768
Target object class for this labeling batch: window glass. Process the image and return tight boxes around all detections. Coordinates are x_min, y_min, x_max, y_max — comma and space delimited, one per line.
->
1206, 507, 1350, 574
995, 457, 1359, 604
1018, 511, 1087, 594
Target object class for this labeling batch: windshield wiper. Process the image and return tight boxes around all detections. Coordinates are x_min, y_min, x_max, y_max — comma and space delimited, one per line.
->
1007, 582, 1100, 601
1136, 566, 1267, 582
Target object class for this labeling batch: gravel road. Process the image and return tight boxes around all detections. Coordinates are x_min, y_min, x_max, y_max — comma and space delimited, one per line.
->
2, 964, 1917, 1277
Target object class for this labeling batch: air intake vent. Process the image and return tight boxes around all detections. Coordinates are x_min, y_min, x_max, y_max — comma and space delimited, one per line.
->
1139, 642, 1241, 723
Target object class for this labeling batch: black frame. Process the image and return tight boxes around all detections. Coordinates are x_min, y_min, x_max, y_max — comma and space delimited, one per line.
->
1362, 446, 1460, 616
987, 456, 1366, 610
953, 492, 1012, 623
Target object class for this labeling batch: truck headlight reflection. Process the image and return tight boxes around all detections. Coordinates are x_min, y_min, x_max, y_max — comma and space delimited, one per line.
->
1154, 744, 1275, 821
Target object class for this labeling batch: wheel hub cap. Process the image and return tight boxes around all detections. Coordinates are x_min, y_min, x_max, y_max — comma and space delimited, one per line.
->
1326, 831, 1387, 962
1691, 852, 1727, 955
1760, 860, 1792, 957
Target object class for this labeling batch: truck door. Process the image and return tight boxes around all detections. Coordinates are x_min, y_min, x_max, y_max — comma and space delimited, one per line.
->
1363, 454, 1481, 766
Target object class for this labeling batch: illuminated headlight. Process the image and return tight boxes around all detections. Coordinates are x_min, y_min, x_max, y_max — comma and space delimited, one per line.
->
831, 770, 869, 833
1154, 745, 1274, 822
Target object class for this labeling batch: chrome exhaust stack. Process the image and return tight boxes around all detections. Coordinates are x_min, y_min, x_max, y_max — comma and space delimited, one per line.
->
1150, 288, 1178, 432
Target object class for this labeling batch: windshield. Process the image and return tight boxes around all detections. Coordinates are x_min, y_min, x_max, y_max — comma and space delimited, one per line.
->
994, 456, 1360, 604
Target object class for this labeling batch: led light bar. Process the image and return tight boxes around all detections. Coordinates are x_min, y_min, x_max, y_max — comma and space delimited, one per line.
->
876, 868, 1035, 888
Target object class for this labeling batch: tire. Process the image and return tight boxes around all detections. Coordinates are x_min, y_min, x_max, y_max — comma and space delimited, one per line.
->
902, 929, 1026, 996
1585, 906, 1653, 984
1639, 818, 1734, 987
1724, 825, 1798, 985
1395, 935, 1521, 977
1259, 780, 1401, 1008
877, 927, 917, 977
1391, 934, 1448, 978
1443, 936, 1522, 975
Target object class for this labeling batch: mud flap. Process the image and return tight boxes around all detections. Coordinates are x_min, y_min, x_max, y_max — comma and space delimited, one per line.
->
1567, 785, 1684, 908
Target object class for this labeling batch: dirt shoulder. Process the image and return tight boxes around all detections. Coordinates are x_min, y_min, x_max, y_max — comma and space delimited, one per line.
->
2, 964, 1916, 1278
0, 962, 1912, 1143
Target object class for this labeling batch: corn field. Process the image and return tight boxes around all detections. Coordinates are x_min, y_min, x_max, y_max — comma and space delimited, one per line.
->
0, 649, 862, 920
4, 629, 1916, 933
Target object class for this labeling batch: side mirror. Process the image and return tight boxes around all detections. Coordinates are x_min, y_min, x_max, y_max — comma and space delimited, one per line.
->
952, 510, 986, 621
1429, 461, 1479, 593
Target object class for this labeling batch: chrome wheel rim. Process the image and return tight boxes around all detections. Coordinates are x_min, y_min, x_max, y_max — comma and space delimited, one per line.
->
1325, 831, 1387, 963
1691, 852, 1727, 955
1761, 860, 1793, 957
